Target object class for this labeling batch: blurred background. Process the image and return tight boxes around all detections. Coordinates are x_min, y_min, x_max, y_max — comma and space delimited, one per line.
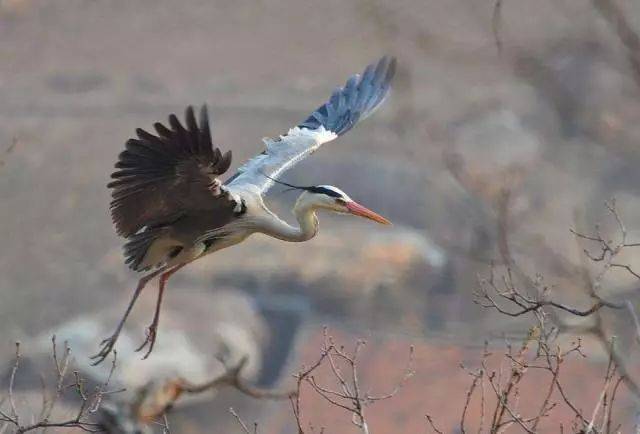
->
1, 0, 640, 432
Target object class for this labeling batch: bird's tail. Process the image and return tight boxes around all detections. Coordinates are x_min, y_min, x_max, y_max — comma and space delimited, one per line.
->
123, 227, 170, 271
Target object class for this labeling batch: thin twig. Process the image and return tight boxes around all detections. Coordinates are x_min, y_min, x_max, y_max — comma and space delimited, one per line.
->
425, 414, 444, 434
229, 408, 255, 434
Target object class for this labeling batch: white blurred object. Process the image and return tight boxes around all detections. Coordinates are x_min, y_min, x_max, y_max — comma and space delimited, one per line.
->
31, 289, 267, 401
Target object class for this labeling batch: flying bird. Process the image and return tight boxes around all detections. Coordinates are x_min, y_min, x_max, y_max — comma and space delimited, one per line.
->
92, 56, 396, 364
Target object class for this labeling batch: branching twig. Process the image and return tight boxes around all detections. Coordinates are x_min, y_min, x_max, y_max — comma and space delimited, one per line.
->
423, 192, 635, 433
0, 338, 121, 433
290, 329, 414, 434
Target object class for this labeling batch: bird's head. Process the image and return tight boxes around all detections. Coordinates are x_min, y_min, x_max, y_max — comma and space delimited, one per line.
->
297, 185, 391, 225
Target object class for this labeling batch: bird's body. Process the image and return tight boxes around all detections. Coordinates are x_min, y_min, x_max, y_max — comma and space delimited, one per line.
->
137, 186, 313, 269
92, 56, 397, 364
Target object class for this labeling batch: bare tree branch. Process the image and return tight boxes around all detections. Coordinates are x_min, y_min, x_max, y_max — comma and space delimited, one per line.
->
0, 338, 122, 433
288, 329, 413, 434
139, 356, 294, 422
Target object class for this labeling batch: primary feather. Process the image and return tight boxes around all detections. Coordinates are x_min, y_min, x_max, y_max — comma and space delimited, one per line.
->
299, 56, 396, 135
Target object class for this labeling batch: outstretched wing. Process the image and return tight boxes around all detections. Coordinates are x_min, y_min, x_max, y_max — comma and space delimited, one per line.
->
226, 56, 396, 194
108, 105, 234, 237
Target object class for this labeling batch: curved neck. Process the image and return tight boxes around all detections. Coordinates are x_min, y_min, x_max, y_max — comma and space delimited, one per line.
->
264, 200, 319, 242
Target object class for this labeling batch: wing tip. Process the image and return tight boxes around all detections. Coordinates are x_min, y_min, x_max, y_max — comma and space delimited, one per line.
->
297, 55, 397, 136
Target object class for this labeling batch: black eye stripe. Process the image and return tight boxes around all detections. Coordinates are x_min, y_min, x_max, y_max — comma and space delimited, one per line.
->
307, 186, 343, 198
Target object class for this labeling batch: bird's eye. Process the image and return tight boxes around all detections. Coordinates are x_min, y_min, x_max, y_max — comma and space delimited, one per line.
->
335, 198, 347, 205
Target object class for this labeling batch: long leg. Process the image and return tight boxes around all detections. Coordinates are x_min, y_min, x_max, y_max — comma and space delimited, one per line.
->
90, 266, 167, 365
135, 263, 187, 359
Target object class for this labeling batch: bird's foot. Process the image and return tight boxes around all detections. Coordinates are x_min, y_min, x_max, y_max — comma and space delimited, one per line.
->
90, 334, 119, 366
134, 323, 158, 360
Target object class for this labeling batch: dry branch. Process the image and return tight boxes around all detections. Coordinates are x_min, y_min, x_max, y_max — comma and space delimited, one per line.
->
139, 356, 293, 423
290, 329, 414, 434
440, 192, 638, 433
0, 337, 122, 433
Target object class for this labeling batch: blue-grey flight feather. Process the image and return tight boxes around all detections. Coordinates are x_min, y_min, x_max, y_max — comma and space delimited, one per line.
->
226, 56, 396, 194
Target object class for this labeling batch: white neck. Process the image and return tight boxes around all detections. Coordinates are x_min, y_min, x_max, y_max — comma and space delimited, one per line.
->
262, 199, 319, 242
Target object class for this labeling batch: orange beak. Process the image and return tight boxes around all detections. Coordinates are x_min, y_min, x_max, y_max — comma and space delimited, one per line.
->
345, 201, 392, 225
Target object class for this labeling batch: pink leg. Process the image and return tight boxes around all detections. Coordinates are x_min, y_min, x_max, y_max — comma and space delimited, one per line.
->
90, 266, 167, 365
135, 263, 187, 359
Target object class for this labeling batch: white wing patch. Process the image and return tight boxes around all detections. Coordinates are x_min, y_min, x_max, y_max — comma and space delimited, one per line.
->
227, 126, 338, 194
286, 125, 338, 143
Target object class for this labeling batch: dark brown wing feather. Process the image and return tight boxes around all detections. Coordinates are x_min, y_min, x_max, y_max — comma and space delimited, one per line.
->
108, 105, 233, 237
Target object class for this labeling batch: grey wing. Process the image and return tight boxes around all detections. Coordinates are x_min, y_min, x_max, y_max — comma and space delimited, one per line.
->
226, 56, 396, 194
108, 105, 234, 238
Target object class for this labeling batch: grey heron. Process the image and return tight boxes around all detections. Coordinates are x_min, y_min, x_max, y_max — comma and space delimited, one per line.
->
92, 56, 396, 365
